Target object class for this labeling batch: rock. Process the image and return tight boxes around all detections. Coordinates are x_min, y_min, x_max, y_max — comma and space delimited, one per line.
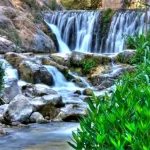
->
0, 127, 8, 135
83, 88, 93, 96
91, 65, 136, 89
18, 61, 53, 85
116, 49, 136, 64
0, 37, 17, 53
0, 0, 15, 7
55, 104, 87, 121
4, 52, 27, 67
1, 79, 22, 104
0, 6, 18, 19
0, 15, 15, 30
22, 83, 57, 97
70, 50, 111, 67
42, 57, 68, 74
12, 15, 56, 53
50, 53, 71, 66
29, 94, 63, 120
4, 94, 33, 123
29, 112, 47, 123
74, 90, 81, 95
0, 104, 8, 122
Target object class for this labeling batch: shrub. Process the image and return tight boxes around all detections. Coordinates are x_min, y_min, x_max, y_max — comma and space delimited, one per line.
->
124, 31, 150, 64
81, 58, 96, 74
69, 34, 150, 149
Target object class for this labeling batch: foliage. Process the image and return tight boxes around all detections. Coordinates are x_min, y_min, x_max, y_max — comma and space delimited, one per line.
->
69, 33, 150, 149
124, 31, 150, 64
81, 58, 96, 74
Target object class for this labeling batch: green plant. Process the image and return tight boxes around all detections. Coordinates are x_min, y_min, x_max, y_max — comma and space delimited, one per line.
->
124, 31, 150, 64
69, 33, 150, 149
81, 58, 96, 74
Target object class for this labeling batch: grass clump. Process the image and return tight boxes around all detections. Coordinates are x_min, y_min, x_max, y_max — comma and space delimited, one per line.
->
69, 32, 150, 149
81, 58, 96, 74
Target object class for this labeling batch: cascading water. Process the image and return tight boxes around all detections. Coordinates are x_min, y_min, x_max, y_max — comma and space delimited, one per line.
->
45, 10, 149, 54
104, 10, 150, 53
44, 11, 101, 53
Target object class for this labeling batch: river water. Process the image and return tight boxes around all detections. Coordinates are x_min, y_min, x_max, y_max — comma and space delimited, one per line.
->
0, 122, 79, 150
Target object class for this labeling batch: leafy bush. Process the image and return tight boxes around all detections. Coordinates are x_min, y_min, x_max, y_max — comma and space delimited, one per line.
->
81, 58, 96, 74
124, 31, 150, 64
69, 34, 150, 149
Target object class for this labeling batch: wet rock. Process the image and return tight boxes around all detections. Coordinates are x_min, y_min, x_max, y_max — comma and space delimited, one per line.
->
29, 112, 47, 123
4, 52, 27, 67
72, 78, 88, 88
116, 49, 136, 64
42, 57, 68, 74
0, 37, 17, 53
1, 79, 22, 104
50, 53, 71, 66
22, 83, 57, 97
70, 51, 111, 67
83, 88, 93, 96
55, 104, 87, 122
74, 90, 81, 95
4, 94, 34, 123
18, 61, 53, 85
29, 94, 63, 120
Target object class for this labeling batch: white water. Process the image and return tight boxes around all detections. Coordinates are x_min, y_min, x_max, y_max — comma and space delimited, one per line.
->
104, 10, 150, 53
44, 22, 70, 53
45, 10, 149, 54
45, 11, 100, 53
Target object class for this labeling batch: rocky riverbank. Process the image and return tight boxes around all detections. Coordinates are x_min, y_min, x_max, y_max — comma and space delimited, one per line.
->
0, 50, 136, 134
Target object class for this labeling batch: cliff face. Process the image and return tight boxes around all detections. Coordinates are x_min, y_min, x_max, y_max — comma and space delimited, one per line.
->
0, 0, 61, 53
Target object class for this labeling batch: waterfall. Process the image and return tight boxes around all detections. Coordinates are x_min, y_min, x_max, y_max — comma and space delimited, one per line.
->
44, 65, 75, 88
45, 10, 149, 54
104, 10, 150, 53
44, 11, 101, 53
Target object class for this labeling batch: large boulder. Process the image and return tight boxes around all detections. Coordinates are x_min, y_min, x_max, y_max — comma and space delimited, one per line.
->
4, 94, 34, 123
1, 79, 21, 104
22, 83, 57, 97
70, 51, 111, 67
18, 61, 53, 85
29, 94, 63, 120
116, 49, 136, 64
